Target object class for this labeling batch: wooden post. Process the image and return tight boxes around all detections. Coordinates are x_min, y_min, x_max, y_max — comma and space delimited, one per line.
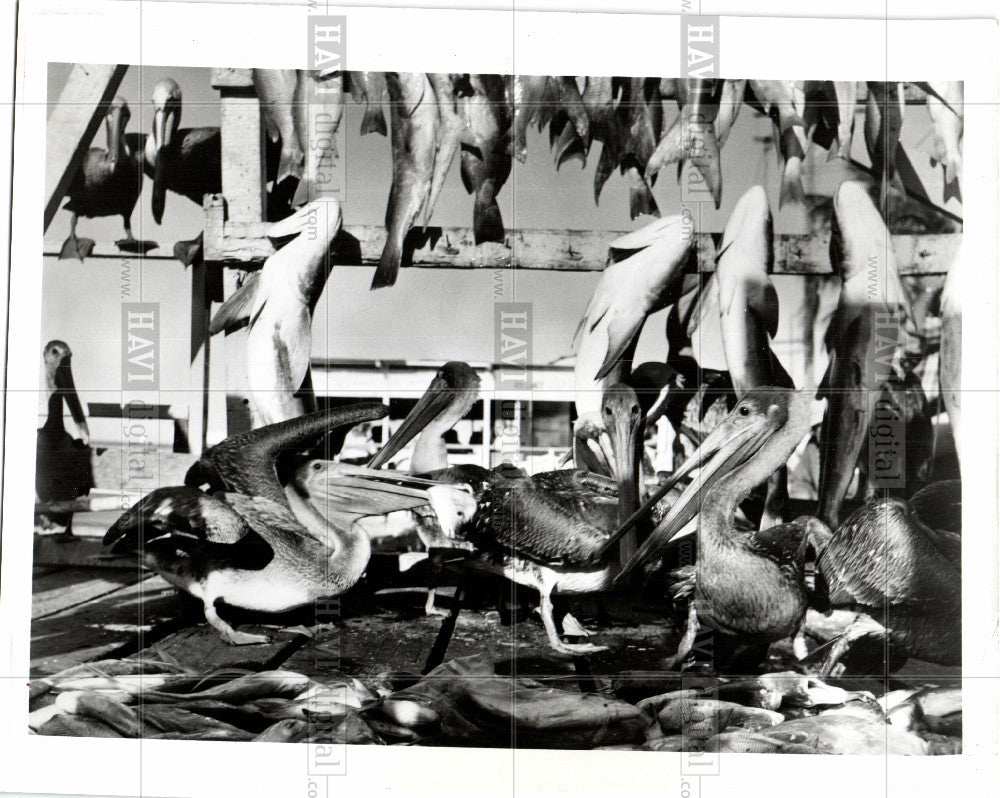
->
44, 64, 128, 231
187, 260, 210, 455
211, 68, 265, 226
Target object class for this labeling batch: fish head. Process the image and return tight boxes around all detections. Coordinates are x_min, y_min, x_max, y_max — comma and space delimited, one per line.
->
426, 484, 477, 539
267, 199, 343, 244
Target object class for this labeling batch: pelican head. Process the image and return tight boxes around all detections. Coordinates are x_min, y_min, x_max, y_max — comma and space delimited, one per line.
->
104, 96, 130, 164
600, 384, 643, 518
42, 340, 89, 444
367, 362, 481, 470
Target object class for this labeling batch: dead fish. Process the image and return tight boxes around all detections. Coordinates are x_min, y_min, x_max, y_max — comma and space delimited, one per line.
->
715, 79, 746, 150
580, 76, 623, 205
616, 77, 661, 218
252, 69, 304, 184
424, 73, 465, 227
379, 697, 440, 728
347, 71, 388, 136
708, 185, 792, 395
38, 713, 123, 738
292, 69, 344, 206
656, 698, 784, 736
748, 80, 808, 206
708, 730, 818, 753
55, 690, 143, 737
572, 216, 692, 470
140, 703, 255, 740
924, 81, 963, 202
458, 74, 511, 245
864, 81, 905, 212
554, 76, 590, 145
817, 181, 911, 526
177, 669, 313, 703
831, 81, 859, 161
756, 713, 929, 755
209, 200, 341, 425
254, 718, 310, 743
373, 72, 438, 289
647, 78, 725, 208
513, 75, 559, 163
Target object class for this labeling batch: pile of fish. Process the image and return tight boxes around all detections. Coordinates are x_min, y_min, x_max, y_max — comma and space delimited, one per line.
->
29, 655, 960, 754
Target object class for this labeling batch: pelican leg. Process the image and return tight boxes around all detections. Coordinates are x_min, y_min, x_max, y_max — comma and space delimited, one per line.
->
204, 600, 270, 646
424, 588, 449, 617
539, 588, 607, 655
663, 602, 699, 669
59, 213, 94, 261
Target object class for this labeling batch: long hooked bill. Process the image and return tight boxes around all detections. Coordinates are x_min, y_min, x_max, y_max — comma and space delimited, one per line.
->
602, 410, 775, 581
366, 374, 455, 469
55, 358, 89, 440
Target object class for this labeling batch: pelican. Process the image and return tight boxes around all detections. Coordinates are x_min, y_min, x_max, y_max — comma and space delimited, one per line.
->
817, 181, 911, 527
59, 96, 154, 260
35, 341, 92, 533
701, 185, 794, 525
208, 200, 341, 427
806, 478, 961, 671
939, 242, 962, 471
613, 388, 818, 670
573, 216, 692, 471
106, 404, 473, 645
456, 385, 645, 655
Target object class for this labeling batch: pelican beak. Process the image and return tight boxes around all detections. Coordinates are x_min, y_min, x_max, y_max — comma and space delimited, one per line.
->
608, 405, 640, 521
54, 355, 90, 445
151, 106, 174, 224
605, 405, 776, 577
105, 102, 125, 166
367, 374, 455, 469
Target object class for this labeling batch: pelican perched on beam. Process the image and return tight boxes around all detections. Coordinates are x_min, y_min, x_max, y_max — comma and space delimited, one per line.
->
614, 389, 818, 670
107, 404, 473, 645
817, 181, 912, 527
36, 341, 93, 533
806, 478, 961, 671
209, 200, 341, 427
59, 96, 155, 260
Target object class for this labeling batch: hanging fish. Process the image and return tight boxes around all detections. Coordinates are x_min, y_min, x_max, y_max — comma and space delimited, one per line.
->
864, 81, 905, 213
424, 73, 465, 227
512, 75, 557, 163
924, 81, 963, 203
748, 80, 808, 206
373, 72, 438, 289
614, 77, 661, 218
292, 69, 345, 206
831, 81, 859, 161
252, 69, 305, 185
457, 74, 511, 245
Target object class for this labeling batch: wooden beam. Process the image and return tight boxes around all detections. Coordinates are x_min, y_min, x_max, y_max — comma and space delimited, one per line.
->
44, 64, 129, 232
212, 68, 265, 226
200, 219, 961, 276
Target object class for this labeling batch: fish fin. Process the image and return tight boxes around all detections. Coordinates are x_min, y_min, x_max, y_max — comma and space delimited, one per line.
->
360, 106, 388, 137
942, 170, 962, 203
209, 273, 261, 336
593, 143, 618, 205
646, 120, 684, 180
595, 321, 639, 381
473, 199, 505, 245
372, 239, 402, 290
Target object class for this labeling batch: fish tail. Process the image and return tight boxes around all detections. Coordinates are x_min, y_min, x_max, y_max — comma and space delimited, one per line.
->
779, 159, 805, 207
360, 106, 388, 137
277, 142, 305, 185
628, 183, 659, 220
942, 170, 962, 204
372, 237, 402, 290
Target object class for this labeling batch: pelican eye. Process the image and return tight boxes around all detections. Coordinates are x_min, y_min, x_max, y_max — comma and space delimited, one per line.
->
738, 405, 751, 416
311, 462, 324, 471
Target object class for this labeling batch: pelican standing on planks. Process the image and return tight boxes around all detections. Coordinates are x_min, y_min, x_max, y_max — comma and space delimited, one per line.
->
107, 404, 475, 645
59, 96, 155, 260
806, 478, 961, 672
36, 341, 93, 534
572, 215, 693, 482
817, 181, 912, 527
614, 389, 818, 670
209, 200, 341, 427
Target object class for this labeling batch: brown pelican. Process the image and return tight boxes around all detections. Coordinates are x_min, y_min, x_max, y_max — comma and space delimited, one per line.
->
59, 96, 155, 260
806, 478, 961, 671
614, 388, 818, 670
35, 341, 92, 533
817, 181, 912, 527
208, 200, 341, 426
572, 215, 693, 490
146, 78, 222, 227
939, 242, 962, 471
106, 404, 471, 645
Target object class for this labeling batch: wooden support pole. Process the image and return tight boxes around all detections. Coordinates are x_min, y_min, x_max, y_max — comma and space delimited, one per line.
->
44, 64, 129, 231
211, 68, 265, 226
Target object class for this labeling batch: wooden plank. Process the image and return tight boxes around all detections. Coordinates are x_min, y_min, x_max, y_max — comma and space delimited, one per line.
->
130, 624, 299, 674
216, 76, 265, 226
32, 569, 149, 619
30, 575, 181, 676
44, 64, 129, 231
202, 222, 961, 276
